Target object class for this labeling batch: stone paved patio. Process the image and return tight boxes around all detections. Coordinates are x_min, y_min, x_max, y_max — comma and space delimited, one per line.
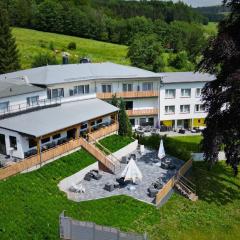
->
64, 149, 184, 205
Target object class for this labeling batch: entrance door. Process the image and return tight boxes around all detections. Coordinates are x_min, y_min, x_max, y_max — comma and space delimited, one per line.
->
184, 119, 189, 129
0, 134, 6, 155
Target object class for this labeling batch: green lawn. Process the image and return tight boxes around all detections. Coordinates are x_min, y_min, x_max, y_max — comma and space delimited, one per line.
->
0, 135, 240, 240
12, 27, 129, 69
97, 134, 134, 153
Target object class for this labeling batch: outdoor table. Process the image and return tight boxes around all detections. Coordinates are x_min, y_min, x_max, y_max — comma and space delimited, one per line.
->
105, 183, 115, 192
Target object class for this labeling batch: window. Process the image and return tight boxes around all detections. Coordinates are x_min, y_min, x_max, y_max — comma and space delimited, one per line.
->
73, 85, 90, 95
142, 82, 153, 91
165, 105, 175, 114
52, 88, 64, 98
96, 119, 102, 124
9, 136, 17, 150
81, 122, 88, 130
125, 101, 133, 110
47, 89, 51, 99
122, 83, 133, 92
181, 89, 191, 97
129, 119, 135, 126
27, 96, 39, 106
180, 105, 190, 113
53, 133, 61, 140
41, 137, 50, 144
29, 138, 37, 148
196, 88, 202, 97
165, 89, 176, 99
0, 101, 9, 113
102, 84, 112, 93
195, 104, 205, 112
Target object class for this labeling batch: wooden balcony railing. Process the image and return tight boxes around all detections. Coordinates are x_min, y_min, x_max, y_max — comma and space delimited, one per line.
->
126, 108, 158, 116
0, 123, 119, 180
96, 91, 159, 99
88, 122, 119, 140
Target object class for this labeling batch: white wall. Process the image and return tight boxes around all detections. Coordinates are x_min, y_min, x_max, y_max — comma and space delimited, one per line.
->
0, 128, 25, 159
159, 82, 207, 122
132, 98, 158, 110
0, 90, 47, 108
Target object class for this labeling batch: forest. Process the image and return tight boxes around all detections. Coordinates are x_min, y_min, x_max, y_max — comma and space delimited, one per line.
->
0, 0, 217, 72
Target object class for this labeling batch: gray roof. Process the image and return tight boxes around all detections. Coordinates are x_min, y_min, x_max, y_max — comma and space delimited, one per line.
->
0, 78, 44, 99
0, 98, 118, 137
162, 72, 215, 84
0, 62, 162, 86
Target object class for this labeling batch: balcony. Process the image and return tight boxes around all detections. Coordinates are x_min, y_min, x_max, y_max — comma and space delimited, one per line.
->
0, 122, 119, 180
126, 108, 158, 116
96, 90, 159, 99
0, 98, 61, 119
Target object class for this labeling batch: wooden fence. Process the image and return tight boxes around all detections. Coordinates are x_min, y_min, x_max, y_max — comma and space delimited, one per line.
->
88, 122, 118, 140
155, 159, 193, 206
0, 139, 82, 180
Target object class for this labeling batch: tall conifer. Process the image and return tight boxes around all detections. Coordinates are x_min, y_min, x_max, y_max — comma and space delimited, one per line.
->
0, 7, 20, 74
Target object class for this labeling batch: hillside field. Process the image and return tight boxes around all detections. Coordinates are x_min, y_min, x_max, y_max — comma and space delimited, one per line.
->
12, 28, 129, 69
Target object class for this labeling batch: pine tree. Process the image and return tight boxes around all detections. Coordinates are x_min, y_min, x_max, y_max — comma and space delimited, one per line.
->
118, 98, 132, 137
0, 8, 20, 74
198, 0, 240, 175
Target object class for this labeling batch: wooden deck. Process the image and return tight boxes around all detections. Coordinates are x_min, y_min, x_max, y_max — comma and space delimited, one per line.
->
0, 123, 119, 180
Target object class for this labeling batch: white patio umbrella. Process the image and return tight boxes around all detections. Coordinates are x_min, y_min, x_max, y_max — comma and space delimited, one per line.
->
121, 159, 143, 183
158, 139, 165, 160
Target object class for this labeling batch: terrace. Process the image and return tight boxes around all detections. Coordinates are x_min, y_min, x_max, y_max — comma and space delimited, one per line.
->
61, 148, 184, 205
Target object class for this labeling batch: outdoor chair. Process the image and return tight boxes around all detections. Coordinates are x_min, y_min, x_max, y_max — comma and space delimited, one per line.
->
130, 153, 136, 160
179, 129, 186, 134
152, 181, 163, 190
121, 156, 128, 164
104, 183, 115, 192
69, 183, 85, 193
148, 187, 158, 198
116, 177, 128, 187
84, 172, 93, 181
90, 170, 102, 180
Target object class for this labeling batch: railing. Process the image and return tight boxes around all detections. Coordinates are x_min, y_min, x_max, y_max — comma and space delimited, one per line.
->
126, 108, 158, 116
0, 123, 120, 180
0, 139, 82, 180
88, 122, 119, 140
96, 91, 159, 99
0, 98, 61, 117
79, 138, 119, 173
155, 159, 193, 206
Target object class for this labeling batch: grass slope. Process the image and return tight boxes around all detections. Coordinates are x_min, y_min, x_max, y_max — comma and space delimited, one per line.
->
12, 28, 129, 69
98, 134, 134, 153
0, 136, 240, 240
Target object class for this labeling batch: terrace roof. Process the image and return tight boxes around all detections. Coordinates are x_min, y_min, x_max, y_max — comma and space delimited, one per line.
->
0, 98, 118, 138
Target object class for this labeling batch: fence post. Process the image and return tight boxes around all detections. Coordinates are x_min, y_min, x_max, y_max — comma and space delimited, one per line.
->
144, 232, 148, 240
93, 223, 96, 240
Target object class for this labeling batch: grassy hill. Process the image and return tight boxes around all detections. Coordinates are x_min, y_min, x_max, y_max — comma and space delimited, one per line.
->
12, 28, 129, 69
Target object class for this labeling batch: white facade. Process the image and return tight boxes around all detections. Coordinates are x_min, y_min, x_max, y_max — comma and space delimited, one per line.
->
159, 82, 207, 129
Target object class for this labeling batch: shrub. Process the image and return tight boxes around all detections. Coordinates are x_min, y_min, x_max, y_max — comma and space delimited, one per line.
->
67, 42, 77, 50
137, 134, 195, 161
49, 41, 55, 51
31, 53, 58, 68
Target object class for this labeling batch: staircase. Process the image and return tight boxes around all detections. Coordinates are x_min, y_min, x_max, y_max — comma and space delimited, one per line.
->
79, 137, 121, 174
174, 174, 198, 201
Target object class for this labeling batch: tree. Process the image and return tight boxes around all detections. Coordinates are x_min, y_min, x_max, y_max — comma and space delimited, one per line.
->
197, 0, 240, 175
31, 53, 58, 68
118, 98, 132, 137
0, 7, 20, 74
111, 94, 118, 107
127, 34, 164, 72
